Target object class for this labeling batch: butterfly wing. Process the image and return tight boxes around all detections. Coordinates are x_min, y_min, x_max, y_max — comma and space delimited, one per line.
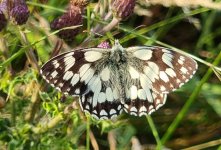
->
121, 65, 167, 116
122, 46, 197, 116
40, 48, 123, 119
126, 46, 198, 94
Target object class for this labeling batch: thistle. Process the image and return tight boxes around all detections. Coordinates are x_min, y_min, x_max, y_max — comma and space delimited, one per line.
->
50, 0, 88, 41
10, 0, 29, 25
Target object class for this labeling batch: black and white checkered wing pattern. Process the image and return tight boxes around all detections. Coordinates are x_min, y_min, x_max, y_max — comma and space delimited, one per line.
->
40, 48, 123, 120
127, 46, 198, 93
122, 46, 197, 116
41, 41, 198, 119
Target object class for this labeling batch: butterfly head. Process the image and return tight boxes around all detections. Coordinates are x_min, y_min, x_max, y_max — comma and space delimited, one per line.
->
112, 39, 124, 52
110, 40, 126, 62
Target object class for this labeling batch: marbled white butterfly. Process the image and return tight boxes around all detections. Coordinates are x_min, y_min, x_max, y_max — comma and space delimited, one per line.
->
40, 40, 198, 120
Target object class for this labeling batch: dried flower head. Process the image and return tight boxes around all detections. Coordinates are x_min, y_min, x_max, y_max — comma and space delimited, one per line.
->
50, 6, 83, 41
70, 0, 89, 7
50, 2, 85, 41
10, 0, 29, 25
112, 0, 136, 20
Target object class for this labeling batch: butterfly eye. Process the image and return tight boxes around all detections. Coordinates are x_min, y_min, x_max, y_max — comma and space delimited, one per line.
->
40, 42, 197, 120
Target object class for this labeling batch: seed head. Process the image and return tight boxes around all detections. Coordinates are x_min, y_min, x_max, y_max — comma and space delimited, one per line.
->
112, 0, 136, 20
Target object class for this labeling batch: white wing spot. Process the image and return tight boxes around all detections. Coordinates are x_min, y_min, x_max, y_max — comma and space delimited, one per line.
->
79, 64, 91, 77
130, 85, 138, 99
90, 77, 101, 93
52, 60, 59, 68
145, 88, 153, 103
178, 59, 184, 65
59, 83, 64, 87
100, 109, 108, 116
147, 62, 160, 76
162, 48, 170, 53
160, 86, 166, 91
145, 62, 160, 83
81, 96, 85, 103
137, 89, 146, 100
179, 83, 184, 87
71, 74, 80, 86
148, 105, 154, 112
51, 70, 58, 78
160, 71, 169, 82
140, 74, 152, 89
130, 106, 138, 113
84, 51, 102, 62
106, 87, 114, 102
93, 110, 98, 114
162, 53, 173, 68
100, 67, 110, 81
118, 105, 122, 111
110, 109, 117, 115
92, 78, 102, 102
80, 68, 95, 84
133, 50, 152, 60
129, 66, 140, 79
155, 99, 160, 105
180, 56, 185, 61
180, 67, 188, 74
75, 88, 80, 94
64, 56, 75, 72
165, 68, 176, 77
63, 71, 73, 81
139, 106, 147, 113
98, 92, 106, 103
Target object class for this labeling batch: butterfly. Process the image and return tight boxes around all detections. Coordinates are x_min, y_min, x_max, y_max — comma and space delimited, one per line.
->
40, 40, 198, 120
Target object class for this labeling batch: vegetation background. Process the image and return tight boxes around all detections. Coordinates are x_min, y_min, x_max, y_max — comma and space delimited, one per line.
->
0, 0, 221, 149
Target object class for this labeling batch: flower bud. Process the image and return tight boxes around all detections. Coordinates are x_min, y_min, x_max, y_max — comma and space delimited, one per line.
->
50, 5, 83, 41
50, 0, 88, 41
0, 0, 8, 31
10, 0, 29, 25
0, 10, 7, 32
112, 0, 136, 20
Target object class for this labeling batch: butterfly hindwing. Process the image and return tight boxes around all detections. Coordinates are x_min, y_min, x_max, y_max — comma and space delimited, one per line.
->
123, 67, 167, 116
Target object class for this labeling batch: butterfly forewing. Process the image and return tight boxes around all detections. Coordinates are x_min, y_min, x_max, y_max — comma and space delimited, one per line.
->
41, 48, 106, 95
127, 46, 198, 93
41, 47, 124, 119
